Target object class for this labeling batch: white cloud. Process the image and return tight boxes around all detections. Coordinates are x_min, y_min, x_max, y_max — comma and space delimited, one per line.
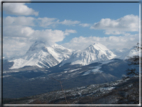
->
34, 18, 81, 27
37, 17, 59, 27
38, 18, 81, 27
62, 33, 139, 51
4, 16, 35, 26
3, 37, 32, 58
91, 14, 139, 35
4, 25, 76, 43
31, 29, 66, 45
64, 29, 77, 35
3, 24, 77, 58
3, 1, 38, 16
79, 23, 90, 27
3, 16, 84, 29
30, 29, 76, 45
61, 19, 80, 26
37, 18, 90, 27
21, 27, 34, 36
4, 25, 34, 37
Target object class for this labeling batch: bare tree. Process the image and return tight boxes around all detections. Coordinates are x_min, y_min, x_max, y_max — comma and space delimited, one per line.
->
50, 76, 68, 104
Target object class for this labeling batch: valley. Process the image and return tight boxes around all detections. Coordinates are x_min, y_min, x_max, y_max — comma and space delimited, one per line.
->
3, 76, 139, 104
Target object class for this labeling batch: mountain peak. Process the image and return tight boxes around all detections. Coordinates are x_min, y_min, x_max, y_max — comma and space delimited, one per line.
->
9, 41, 72, 69
34, 40, 46, 45
61, 43, 116, 66
27, 40, 47, 52
92, 42, 100, 45
86, 43, 108, 52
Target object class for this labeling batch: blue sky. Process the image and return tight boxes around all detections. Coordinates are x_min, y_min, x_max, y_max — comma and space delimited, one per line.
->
2, 1, 140, 58
24, 3, 139, 43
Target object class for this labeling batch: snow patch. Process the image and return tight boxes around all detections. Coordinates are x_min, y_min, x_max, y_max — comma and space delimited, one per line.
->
100, 87, 115, 92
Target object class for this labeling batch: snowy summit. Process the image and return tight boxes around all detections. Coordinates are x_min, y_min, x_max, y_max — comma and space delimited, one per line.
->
9, 40, 72, 69
60, 43, 116, 66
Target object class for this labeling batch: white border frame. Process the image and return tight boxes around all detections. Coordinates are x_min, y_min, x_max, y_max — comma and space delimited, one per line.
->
2, 0, 141, 106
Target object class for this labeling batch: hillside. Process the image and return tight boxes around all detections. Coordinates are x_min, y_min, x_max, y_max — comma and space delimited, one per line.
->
3, 76, 139, 104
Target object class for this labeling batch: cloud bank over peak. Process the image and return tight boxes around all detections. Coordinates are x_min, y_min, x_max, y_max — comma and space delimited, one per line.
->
30, 29, 76, 45
3, 28, 77, 58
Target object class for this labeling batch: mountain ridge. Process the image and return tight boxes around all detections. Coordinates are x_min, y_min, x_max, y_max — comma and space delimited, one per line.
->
7, 41, 138, 70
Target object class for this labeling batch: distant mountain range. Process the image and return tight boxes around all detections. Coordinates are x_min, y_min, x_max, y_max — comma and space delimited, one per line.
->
3, 40, 139, 99
5, 40, 138, 70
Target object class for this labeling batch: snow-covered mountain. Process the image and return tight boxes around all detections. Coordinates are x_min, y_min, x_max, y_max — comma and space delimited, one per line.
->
126, 47, 139, 58
113, 47, 139, 59
9, 40, 72, 69
60, 43, 116, 66
8, 40, 138, 70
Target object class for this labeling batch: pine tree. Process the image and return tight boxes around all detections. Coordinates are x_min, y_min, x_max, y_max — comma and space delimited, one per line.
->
126, 43, 141, 77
